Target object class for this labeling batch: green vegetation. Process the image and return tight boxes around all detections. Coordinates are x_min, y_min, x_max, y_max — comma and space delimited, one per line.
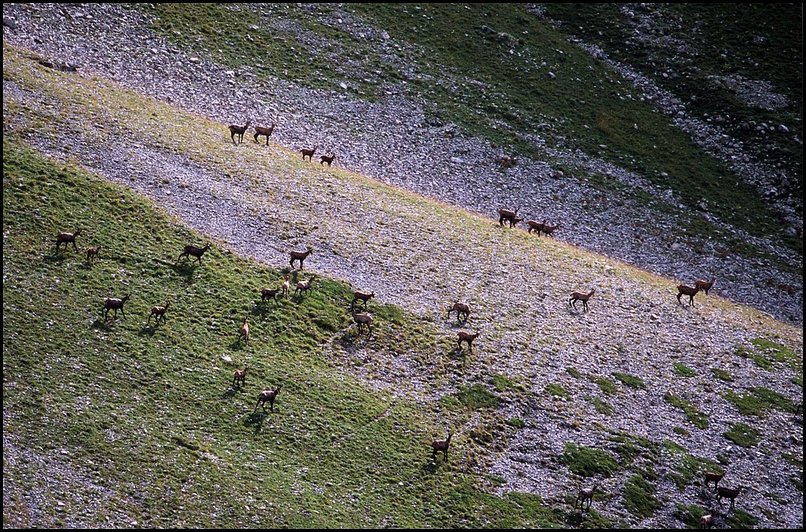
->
623, 474, 660, 518
711, 368, 734, 382
559, 443, 619, 478
589, 375, 617, 396
664, 393, 709, 429
566, 367, 583, 379
2, 140, 563, 528
726, 509, 759, 529
585, 395, 614, 416
724, 422, 762, 448
735, 338, 803, 385
613, 372, 646, 390
723, 387, 798, 417
545, 383, 572, 400
663, 441, 723, 490
454, 384, 501, 410
673, 363, 696, 378
674, 503, 710, 529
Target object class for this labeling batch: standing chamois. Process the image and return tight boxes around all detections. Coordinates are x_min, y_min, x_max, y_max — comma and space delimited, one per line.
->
569, 289, 595, 312
498, 207, 522, 228
55, 229, 81, 253
431, 432, 453, 462
253, 385, 282, 413
178, 243, 211, 265
677, 284, 702, 306
300, 146, 317, 161
253, 122, 275, 145
289, 247, 313, 269
228, 120, 251, 144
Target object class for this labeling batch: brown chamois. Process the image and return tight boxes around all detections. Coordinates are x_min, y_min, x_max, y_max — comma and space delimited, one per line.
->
253, 123, 275, 145
103, 294, 131, 321
147, 302, 170, 325
541, 221, 560, 237
86, 245, 101, 263
295, 275, 317, 297
178, 242, 211, 265
699, 514, 714, 529
289, 247, 313, 269
431, 432, 452, 462
281, 274, 291, 298
238, 317, 249, 345
300, 146, 318, 161
716, 485, 746, 510
55, 229, 81, 253
448, 302, 471, 323
677, 284, 702, 306
351, 290, 375, 310
695, 278, 716, 295
498, 206, 522, 228
319, 153, 336, 167
228, 119, 251, 144
353, 311, 373, 336
253, 385, 282, 413
575, 482, 600, 511
261, 286, 282, 304
457, 331, 480, 352
703, 470, 725, 491
233, 365, 248, 388
569, 289, 595, 312
526, 220, 545, 234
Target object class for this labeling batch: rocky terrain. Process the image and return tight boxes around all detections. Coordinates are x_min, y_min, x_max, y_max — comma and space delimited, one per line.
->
3, 3, 803, 529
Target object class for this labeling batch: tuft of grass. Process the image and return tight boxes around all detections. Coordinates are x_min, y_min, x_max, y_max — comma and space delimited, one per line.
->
585, 395, 614, 416
566, 367, 583, 379
711, 368, 734, 382
454, 384, 501, 410
559, 443, 620, 478
589, 375, 617, 396
674, 503, 710, 529
623, 474, 660, 519
664, 393, 709, 429
545, 383, 571, 399
612, 372, 646, 389
673, 363, 696, 378
723, 387, 798, 417
724, 422, 762, 448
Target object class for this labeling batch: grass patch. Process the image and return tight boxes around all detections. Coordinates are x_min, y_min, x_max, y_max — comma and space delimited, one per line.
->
673, 363, 696, 378
585, 395, 614, 416
612, 372, 646, 389
664, 393, 709, 429
566, 367, 582, 379
589, 375, 617, 396
726, 509, 759, 529
674, 503, 710, 529
623, 474, 660, 518
711, 368, 734, 382
545, 383, 571, 400
723, 387, 798, 416
724, 422, 762, 448
454, 384, 501, 410
559, 443, 619, 478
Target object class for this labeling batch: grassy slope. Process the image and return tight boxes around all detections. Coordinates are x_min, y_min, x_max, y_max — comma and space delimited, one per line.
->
142, 2, 802, 259
3, 41, 802, 528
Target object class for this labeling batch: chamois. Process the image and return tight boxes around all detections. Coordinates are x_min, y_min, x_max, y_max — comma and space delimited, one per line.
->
457, 331, 480, 352
228, 119, 251, 144
238, 317, 249, 345
289, 247, 313, 269
431, 432, 452, 462
295, 275, 317, 297
103, 294, 130, 321
498, 207, 522, 228
178, 242, 211, 265
320, 153, 336, 167
261, 286, 282, 304
147, 302, 170, 325
253, 123, 275, 145
716, 485, 745, 510
253, 385, 282, 413
300, 146, 317, 161
575, 482, 600, 511
351, 290, 375, 310
526, 220, 545, 234
55, 229, 81, 253
695, 278, 716, 295
233, 365, 248, 388
703, 471, 725, 491
85, 246, 100, 263
569, 289, 595, 312
677, 284, 702, 306
699, 514, 714, 529
448, 302, 471, 323
353, 311, 373, 336
281, 274, 291, 298
541, 222, 560, 237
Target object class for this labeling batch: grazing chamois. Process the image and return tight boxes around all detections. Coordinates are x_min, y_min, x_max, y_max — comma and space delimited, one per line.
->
86, 245, 101, 263
695, 278, 716, 295
716, 485, 745, 510
55, 229, 81, 253
498, 207, 522, 228
457, 331, 480, 353
351, 290, 375, 310
526, 220, 545, 234
233, 365, 248, 388
353, 311, 373, 336
261, 286, 282, 305
569, 289, 595, 312
677, 284, 702, 306
253, 123, 275, 145
103, 294, 130, 321
448, 302, 471, 323
320, 153, 336, 167
431, 432, 452, 462
703, 471, 725, 491
178, 242, 211, 265
253, 385, 282, 413
575, 482, 600, 511
541, 222, 560, 237
147, 302, 170, 325
238, 317, 249, 345
300, 146, 317, 161
228, 119, 251, 144
295, 275, 317, 297
289, 247, 313, 269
